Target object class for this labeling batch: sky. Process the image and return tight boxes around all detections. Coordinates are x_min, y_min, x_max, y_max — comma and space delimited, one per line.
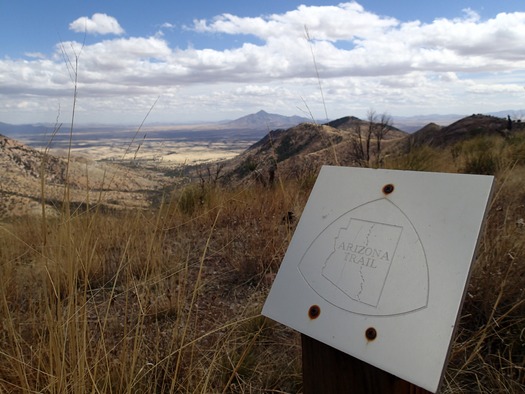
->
2, 1, 525, 125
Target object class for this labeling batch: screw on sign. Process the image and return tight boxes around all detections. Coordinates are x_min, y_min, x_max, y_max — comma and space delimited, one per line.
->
308, 305, 320, 319
383, 183, 394, 194
365, 327, 377, 341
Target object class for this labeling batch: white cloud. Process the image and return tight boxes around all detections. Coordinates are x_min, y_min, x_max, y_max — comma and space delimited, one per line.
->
466, 82, 525, 94
3, 3, 525, 124
193, 2, 398, 42
69, 13, 125, 35
461, 8, 481, 22
24, 52, 46, 59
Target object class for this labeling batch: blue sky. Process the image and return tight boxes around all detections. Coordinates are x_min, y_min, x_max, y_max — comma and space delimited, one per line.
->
2, 1, 525, 124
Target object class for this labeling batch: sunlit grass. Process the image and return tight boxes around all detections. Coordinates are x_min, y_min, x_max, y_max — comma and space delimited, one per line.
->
0, 130, 524, 392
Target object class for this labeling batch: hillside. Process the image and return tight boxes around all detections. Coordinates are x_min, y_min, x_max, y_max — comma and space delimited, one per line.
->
325, 116, 407, 139
216, 113, 525, 184
406, 114, 513, 148
223, 117, 408, 184
3, 113, 523, 218
0, 134, 165, 220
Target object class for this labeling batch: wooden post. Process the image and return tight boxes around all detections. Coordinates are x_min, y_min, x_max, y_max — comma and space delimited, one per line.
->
302, 334, 433, 394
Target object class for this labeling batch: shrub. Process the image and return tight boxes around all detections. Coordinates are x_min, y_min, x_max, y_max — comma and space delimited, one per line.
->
460, 136, 503, 175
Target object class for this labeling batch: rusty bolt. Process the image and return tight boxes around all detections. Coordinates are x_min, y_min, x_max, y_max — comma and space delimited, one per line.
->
308, 305, 321, 319
382, 184, 394, 194
365, 327, 377, 341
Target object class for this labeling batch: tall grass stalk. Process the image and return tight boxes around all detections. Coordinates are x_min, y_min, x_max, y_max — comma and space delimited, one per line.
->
299, 27, 340, 166
304, 25, 329, 124
171, 207, 222, 390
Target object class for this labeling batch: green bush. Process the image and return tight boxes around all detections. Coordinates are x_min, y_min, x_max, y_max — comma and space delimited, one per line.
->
463, 152, 499, 174
461, 136, 502, 175
177, 184, 209, 215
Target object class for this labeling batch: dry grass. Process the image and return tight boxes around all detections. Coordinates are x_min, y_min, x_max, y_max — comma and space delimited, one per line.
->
0, 132, 524, 393
442, 164, 525, 393
0, 178, 305, 393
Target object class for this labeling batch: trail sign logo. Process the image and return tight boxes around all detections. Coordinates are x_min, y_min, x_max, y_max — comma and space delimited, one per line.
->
298, 198, 429, 316
322, 219, 402, 307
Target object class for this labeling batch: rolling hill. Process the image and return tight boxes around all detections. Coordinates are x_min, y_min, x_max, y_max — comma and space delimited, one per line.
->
406, 114, 514, 148
0, 134, 165, 220
223, 116, 408, 184
3, 112, 523, 219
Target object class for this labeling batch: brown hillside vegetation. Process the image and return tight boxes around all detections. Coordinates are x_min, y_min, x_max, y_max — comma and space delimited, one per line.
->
406, 114, 516, 148
0, 134, 166, 220
224, 119, 406, 185
0, 115, 524, 392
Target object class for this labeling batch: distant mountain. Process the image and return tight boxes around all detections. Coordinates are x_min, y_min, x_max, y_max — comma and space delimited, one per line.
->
325, 116, 361, 129
0, 122, 53, 140
392, 114, 465, 133
223, 110, 311, 130
487, 109, 525, 120
325, 115, 407, 140
407, 114, 515, 148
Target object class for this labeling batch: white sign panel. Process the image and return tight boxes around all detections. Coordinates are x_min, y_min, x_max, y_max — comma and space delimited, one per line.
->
262, 166, 494, 393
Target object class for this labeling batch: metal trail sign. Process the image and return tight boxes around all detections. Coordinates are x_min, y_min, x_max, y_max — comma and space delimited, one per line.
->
262, 166, 494, 393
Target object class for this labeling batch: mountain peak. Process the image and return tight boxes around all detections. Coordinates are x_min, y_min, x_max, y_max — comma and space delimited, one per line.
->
224, 110, 310, 130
